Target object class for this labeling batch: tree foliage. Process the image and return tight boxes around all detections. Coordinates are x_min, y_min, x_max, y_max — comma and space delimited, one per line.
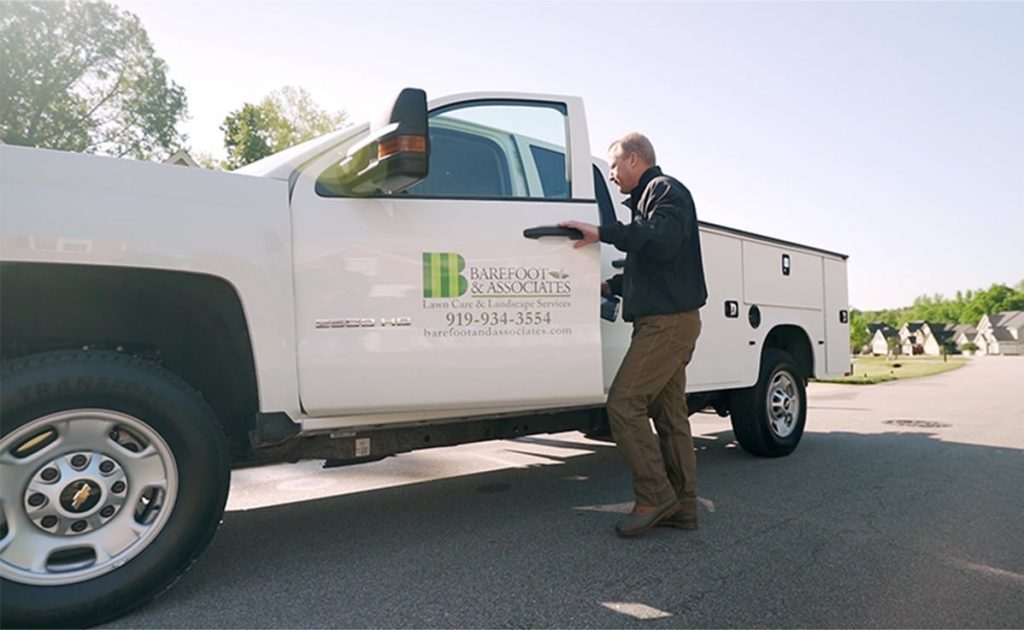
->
220, 86, 348, 170
0, 0, 188, 159
220, 103, 275, 170
849, 309, 871, 352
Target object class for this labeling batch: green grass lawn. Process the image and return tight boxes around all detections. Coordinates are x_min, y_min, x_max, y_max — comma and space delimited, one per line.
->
815, 355, 968, 384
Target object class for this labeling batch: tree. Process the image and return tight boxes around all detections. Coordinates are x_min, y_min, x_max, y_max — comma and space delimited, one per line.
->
220, 86, 347, 170
886, 335, 901, 359
969, 283, 1024, 319
849, 309, 871, 353
221, 104, 275, 170
0, 1, 188, 160
189, 150, 223, 171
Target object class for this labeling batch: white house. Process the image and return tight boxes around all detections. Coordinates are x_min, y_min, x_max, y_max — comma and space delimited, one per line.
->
915, 322, 972, 356
951, 324, 978, 353
894, 321, 972, 356
920, 322, 954, 356
976, 311, 1024, 355
164, 150, 199, 167
899, 321, 927, 355
869, 324, 899, 356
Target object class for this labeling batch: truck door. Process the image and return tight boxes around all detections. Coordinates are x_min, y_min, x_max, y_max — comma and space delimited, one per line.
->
823, 257, 850, 376
290, 94, 605, 416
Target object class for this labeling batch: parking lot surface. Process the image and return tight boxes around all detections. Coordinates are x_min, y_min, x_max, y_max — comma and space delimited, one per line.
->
109, 357, 1024, 628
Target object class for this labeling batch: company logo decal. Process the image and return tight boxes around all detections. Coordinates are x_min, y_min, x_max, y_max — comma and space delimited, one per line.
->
422, 252, 468, 298
422, 252, 571, 299
420, 252, 575, 338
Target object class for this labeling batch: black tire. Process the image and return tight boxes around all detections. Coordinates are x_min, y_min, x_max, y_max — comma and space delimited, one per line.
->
729, 349, 807, 457
0, 351, 230, 628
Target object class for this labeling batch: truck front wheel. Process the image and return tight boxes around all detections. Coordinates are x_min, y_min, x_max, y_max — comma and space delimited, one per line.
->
0, 351, 229, 628
728, 349, 806, 457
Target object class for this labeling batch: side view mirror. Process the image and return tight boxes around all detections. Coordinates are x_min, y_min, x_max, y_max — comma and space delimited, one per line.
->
336, 87, 429, 195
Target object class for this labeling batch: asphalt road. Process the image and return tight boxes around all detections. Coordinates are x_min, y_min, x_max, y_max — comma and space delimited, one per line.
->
109, 356, 1024, 628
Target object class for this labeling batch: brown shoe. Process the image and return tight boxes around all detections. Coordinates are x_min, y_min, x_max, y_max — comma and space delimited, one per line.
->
657, 512, 698, 530
614, 500, 681, 537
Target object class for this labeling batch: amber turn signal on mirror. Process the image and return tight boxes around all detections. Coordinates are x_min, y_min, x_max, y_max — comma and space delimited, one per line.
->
378, 135, 427, 159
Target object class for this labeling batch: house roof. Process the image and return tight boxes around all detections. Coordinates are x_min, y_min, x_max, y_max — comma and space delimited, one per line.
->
950, 324, 977, 338
868, 323, 897, 335
991, 327, 1017, 342
918, 321, 955, 341
994, 311, 1024, 329
164, 150, 199, 167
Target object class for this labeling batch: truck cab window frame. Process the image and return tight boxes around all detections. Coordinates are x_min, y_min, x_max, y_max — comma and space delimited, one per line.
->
316, 99, 574, 202
594, 164, 617, 226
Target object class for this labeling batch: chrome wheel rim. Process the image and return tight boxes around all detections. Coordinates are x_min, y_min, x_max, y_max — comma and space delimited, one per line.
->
766, 371, 800, 439
1, 409, 178, 586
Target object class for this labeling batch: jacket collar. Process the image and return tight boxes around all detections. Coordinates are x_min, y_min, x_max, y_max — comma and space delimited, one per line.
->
624, 165, 663, 211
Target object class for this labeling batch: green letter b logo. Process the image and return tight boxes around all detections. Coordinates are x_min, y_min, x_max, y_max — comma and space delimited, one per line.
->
423, 252, 468, 298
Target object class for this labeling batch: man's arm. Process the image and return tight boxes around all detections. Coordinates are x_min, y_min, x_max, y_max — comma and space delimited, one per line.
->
598, 180, 693, 260
557, 220, 600, 249
556, 178, 697, 258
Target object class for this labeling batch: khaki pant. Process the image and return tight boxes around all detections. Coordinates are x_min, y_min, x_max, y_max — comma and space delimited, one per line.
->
607, 310, 701, 508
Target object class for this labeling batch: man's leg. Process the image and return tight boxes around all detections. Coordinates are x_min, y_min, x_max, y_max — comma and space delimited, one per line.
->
650, 310, 701, 525
650, 363, 697, 505
606, 315, 688, 508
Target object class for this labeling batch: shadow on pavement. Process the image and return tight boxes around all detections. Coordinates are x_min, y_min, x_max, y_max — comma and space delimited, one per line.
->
108, 428, 1024, 629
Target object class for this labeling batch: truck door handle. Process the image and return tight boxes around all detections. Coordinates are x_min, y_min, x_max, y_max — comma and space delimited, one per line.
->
612, 258, 625, 269
523, 226, 583, 240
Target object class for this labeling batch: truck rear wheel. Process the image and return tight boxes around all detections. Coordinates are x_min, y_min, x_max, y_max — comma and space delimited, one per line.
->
0, 351, 229, 628
729, 349, 806, 457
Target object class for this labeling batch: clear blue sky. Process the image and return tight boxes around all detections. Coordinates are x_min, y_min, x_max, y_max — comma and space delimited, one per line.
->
115, 0, 1023, 311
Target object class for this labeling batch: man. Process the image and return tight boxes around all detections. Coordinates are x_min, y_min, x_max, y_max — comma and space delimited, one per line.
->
560, 133, 707, 537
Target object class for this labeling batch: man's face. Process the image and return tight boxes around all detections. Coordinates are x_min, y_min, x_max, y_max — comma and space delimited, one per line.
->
608, 148, 643, 194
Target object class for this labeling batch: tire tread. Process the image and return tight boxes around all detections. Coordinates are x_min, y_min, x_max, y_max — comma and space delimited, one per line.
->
1, 349, 230, 628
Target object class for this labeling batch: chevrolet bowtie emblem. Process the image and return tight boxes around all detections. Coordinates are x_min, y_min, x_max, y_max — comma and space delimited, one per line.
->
72, 483, 92, 510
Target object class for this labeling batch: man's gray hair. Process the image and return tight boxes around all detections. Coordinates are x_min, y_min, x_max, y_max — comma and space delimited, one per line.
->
609, 132, 656, 165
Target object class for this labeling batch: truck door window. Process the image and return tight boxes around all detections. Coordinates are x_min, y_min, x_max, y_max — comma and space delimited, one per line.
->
406, 101, 569, 200
530, 145, 569, 198
316, 101, 571, 200
407, 127, 511, 197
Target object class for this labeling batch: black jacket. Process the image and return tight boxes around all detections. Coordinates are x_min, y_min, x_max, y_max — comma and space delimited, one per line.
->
599, 166, 708, 321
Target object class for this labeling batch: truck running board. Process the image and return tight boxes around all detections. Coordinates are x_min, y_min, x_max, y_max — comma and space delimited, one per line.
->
250, 407, 608, 466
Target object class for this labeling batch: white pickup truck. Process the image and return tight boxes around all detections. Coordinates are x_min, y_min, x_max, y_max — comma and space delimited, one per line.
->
0, 89, 849, 627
